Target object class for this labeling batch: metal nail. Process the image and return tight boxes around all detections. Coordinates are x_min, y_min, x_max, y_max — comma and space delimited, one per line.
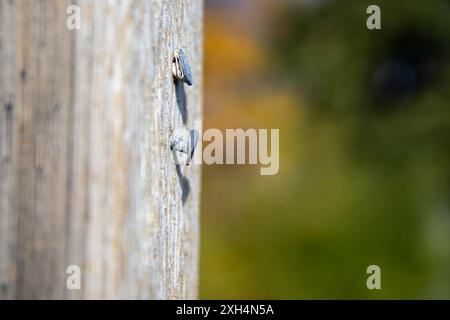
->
170, 128, 199, 165
172, 48, 193, 86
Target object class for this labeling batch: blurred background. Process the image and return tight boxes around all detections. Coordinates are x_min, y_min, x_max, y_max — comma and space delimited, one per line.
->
201, 0, 450, 299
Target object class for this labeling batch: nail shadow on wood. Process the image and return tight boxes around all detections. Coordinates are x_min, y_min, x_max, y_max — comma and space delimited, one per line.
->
176, 164, 191, 204
174, 80, 187, 125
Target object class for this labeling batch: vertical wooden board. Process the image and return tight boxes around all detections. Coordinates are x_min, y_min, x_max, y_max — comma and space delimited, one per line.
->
0, 0, 202, 299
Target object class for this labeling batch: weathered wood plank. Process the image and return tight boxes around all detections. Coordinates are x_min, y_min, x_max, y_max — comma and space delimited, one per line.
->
0, 0, 202, 299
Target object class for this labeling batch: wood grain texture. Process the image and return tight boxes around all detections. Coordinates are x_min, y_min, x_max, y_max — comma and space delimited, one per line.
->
0, 0, 202, 299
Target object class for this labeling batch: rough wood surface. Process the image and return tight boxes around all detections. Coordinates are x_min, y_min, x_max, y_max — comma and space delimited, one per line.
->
0, 0, 202, 299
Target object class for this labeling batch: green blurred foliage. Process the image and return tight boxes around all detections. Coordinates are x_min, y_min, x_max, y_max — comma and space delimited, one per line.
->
201, 0, 450, 299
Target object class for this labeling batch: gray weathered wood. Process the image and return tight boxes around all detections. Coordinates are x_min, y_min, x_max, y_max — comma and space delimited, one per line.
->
0, 0, 202, 299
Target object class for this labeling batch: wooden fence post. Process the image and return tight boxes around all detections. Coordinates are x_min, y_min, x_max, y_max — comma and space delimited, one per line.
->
0, 0, 202, 299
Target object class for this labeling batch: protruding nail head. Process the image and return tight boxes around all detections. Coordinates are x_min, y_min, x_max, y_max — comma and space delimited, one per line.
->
172, 48, 193, 86
170, 128, 199, 165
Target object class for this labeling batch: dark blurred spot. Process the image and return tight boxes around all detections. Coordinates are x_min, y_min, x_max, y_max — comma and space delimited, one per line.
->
53, 104, 60, 113
372, 31, 446, 109
3, 103, 14, 162
373, 61, 418, 104
4, 102, 13, 114
0, 282, 8, 295
20, 69, 27, 82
